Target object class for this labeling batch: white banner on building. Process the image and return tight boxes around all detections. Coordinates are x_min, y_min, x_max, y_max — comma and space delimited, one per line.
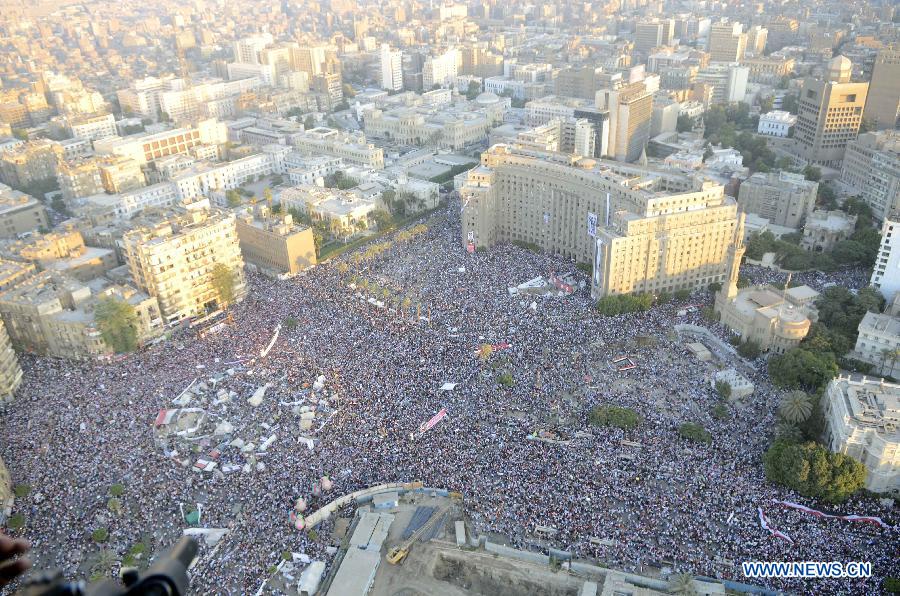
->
543, 212, 550, 225
587, 212, 597, 237
467, 231, 475, 242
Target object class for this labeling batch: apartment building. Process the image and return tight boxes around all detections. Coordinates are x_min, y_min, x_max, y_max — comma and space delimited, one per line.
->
122, 207, 245, 323
871, 215, 900, 302
459, 145, 742, 298
708, 21, 747, 63
57, 158, 104, 203
0, 140, 64, 189
291, 127, 384, 169
596, 83, 653, 162
740, 56, 795, 85
68, 113, 117, 142
0, 184, 49, 238
0, 319, 22, 407
0, 271, 163, 359
380, 44, 403, 92
737, 171, 818, 229
852, 313, 900, 378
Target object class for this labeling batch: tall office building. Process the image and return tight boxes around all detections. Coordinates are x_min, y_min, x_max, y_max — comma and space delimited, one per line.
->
708, 22, 747, 63
864, 48, 900, 131
380, 44, 403, 92
737, 170, 818, 228
292, 45, 328, 77
459, 145, 742, 298
634, 19, 674, 54
233, 33, 275, 65
422, 49, 459, 89
746, 26, 768, 57
841, 131, 900, 220
596, 83, 653, 163
793, 56, 868, 168
871, 216, 900, 302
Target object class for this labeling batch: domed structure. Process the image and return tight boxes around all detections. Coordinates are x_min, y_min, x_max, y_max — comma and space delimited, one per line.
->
474, 92, 500, 106
828, 55, 852, 83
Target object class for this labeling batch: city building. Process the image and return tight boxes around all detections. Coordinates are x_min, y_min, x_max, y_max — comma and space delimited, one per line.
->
68, 113, 117, 142
0, 319, 22, 407
0, 184, 49, 238
423, 49, 460, 89
823, 376, 899, 494
0, 140, 64, 190
279, 184, 380, 237
708, 21, 747, 63
291, 128, 384, 169
852, 312, 900, 378
122, 207, 246, 323
792, 56, 869, 169
693, 63, 749, 105
737, 171, 818, 229
380, 45, 403, 92
715, 243, 818, 353
460, 145, 742, 298
740, 55, 795, 85
841, 131, 900, 221
235, 205, 317, 276
871, 216, 900, 302
596, 83, 653, 163
94, 119, 227, 166
0, 271, 163, 359
10, 230, 117, 282
634, 19, 674, 55
863, 48, 900, 131
757, 110, 796, 137
233, 33, 275, 65
57, 158, 104, 203
801, 210, 857, 252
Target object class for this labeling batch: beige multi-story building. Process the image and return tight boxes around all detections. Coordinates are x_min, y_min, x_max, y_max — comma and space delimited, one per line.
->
291, 127, 384, 169
737, 170, 818, 229
0, 271, 163, 359
122, 207, 246, 323
740, 56, 795, 85
57, 158, 104, 203
851, 312, 900, 378
0, 319, 23, 407
11, 230, 117, 282
460, 144, 742, 298
0, 456, 11, 511
863, 48, 900, 131
792, 56, 868, 169
715, 240, 818, 353
235, 206, 317, 276
823, 376, 899, 494
0, 259, 36, 292
99, 156, 146, 194
0, 184, 50, 238
94, 119, 227, 166
596, 83, 653, 163
708, 21, 747, 63
0, 140, 64, 190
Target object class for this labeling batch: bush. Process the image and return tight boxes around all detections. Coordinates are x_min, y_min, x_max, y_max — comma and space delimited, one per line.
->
715, 380, 731, 400
511, 240, 542, 253
576, 262, 592, 274
674, 288, 692, 300
13, 484, 30, 498
109, 483, 125, 497
763, 440, 866, 503
708, 282, 722, 293
281, 551, 292, 561
92, 528, 109, 543
307, 528, 319, 541
595, 293, 654, 316
655, 292, 671, 305
737, 340, 761, 359
283, 317, 299, 329
701, 306, 718, 322
678, 422, 712, 444
768, 348, 838, 391
7, 514, 25, 530
497, 372, 514, 387
884, 577, 900, 593
589, 406, 642, 430
711, 403, 730, 420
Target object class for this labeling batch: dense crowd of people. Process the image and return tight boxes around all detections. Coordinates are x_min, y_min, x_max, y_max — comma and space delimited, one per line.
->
0, 206, 896, 595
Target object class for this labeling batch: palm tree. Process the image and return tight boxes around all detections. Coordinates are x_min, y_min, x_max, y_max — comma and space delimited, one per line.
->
778, 390, 813, 424
668, 572, 698, 596
775, 421, 804, 443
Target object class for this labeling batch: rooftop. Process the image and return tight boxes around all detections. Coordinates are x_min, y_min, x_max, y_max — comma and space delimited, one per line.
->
831, 376, 900, 439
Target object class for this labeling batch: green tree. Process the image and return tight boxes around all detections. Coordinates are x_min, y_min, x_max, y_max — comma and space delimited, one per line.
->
95, 299, 139, 353
676, 114, 694, 133
816, 287, 884, 341
589, 405, 642, 430
737, 340, 761, 359
668, 572, 698, 596
768, 348, 838, 391
678, 422, 711, 444
92, 528, 109, 543
465, 80, 482, 100
11, 128, 28, 140
803, 165, 822, 182
210, 263, 236, 308
778, 390, 813, 424
370, 209, 393, 231
763, 440, 866, 503
225, 189, 242, 208
782, 94, 799, 114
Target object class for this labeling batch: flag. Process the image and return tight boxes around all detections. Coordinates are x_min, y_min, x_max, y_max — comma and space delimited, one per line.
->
419, 408, 448, 433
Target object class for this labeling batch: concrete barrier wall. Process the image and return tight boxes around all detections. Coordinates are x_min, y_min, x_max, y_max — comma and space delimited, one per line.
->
484, 540, 550, 566
305, 482, 431, 528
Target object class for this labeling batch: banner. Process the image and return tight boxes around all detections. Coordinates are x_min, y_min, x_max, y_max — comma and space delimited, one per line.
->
587, 212, 597, 237
757, 507, 794, 545
772, 500, 891, 530
260, 324, 282, 358
419, 408, 448, 433
467, 231, 475, 242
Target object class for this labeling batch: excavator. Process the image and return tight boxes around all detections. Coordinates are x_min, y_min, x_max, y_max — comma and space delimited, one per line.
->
386, 503, 452, 565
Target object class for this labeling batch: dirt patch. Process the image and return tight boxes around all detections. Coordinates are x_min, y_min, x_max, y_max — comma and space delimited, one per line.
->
432, 553, 579, 596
